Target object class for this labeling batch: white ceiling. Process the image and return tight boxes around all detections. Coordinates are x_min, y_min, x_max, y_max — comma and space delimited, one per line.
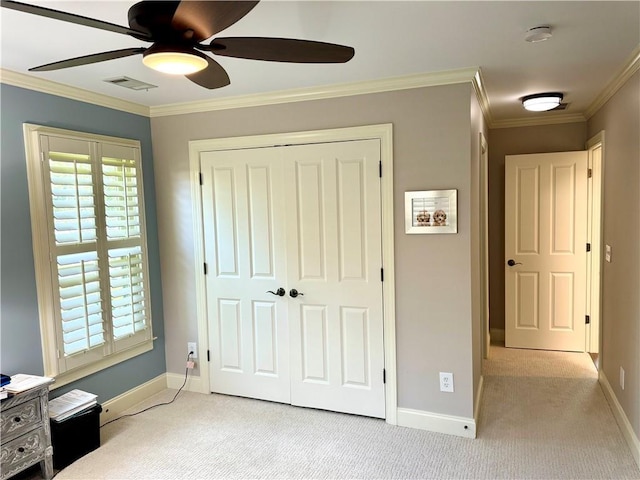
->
1, 1, 639, 122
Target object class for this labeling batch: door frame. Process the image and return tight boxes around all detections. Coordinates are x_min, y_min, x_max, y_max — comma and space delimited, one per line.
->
586, 131, 605, 355
479, 133, 490, 359
188, 124, 398, 425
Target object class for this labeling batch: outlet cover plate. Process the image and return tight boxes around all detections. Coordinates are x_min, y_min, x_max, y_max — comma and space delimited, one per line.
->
439, 372, 454, 393
188, 342, 198, 359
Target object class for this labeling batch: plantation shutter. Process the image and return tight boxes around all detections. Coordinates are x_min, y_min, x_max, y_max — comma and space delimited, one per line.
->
39, 135, 152, 374
101, 143, 151, 352
42, 136, 106, 372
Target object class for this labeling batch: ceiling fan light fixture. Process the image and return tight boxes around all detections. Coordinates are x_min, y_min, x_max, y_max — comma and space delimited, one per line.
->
522, 92, 563, 112
142, 46, 207, 75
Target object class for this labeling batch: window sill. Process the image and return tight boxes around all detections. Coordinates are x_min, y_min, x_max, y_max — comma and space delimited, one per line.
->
49, 341, 154, 390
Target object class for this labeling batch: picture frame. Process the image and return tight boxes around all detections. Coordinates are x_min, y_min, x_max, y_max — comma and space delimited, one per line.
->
405, 189, 458, 234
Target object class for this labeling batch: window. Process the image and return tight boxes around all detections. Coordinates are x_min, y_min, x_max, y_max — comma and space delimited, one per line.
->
24, 124, 153, 385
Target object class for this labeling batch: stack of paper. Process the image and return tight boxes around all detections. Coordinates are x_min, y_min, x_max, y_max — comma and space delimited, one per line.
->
49, 389, 98, 422
4, 374, 53, 393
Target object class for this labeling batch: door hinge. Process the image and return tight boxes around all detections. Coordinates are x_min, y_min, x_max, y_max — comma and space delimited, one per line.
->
585, 315, 590, 324
199, 172, 203, 185
381, 268, 384, 282
204, 263, 208, 275
379, 161, 382, 178
383, 368, 386, 384
586, 243, 591, 252
207, 350, 210, 362
588, 168, 593, 178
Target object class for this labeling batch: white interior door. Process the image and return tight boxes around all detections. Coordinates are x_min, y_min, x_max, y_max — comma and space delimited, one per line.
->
201, 147, 290, 403
505, 151, 588, 352
283, 141, 385, 418
202, 139, 385, 418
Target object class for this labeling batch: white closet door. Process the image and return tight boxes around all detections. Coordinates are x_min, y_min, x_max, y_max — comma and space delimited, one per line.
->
201, 147, 290, 403
201, 139, 385, 418
284, 140, 385, 418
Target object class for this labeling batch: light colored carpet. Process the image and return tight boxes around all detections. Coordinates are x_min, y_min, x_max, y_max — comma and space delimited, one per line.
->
46, 346, 638, 479
484, 345, 599, 378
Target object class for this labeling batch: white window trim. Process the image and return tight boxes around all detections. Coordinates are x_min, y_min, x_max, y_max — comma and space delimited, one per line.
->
23, 123, 153, 389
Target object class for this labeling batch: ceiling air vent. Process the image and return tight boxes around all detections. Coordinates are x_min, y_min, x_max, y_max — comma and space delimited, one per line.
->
104, 76, 157, 91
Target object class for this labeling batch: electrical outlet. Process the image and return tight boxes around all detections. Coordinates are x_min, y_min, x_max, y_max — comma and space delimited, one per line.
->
606, 245, 612, 263
439, 372, 454, 393
620, 366, 625, 390
188, 342, 197, 359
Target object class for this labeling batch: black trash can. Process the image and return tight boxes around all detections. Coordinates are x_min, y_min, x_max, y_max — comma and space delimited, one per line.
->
50, 404, 102, 469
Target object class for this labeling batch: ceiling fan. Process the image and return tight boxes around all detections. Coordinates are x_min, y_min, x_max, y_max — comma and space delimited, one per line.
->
0, 0, 355, 89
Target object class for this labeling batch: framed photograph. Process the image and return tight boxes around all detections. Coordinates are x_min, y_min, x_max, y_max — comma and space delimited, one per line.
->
405, 189, 457, 234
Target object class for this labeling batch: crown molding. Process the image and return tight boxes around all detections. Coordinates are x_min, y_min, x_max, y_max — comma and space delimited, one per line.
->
471, 68, 493, 127
0, 69, 150, 117
149, 67, 480, 117
585, 44, 640, 120
8, 50, 635, 128
491, 113, 587, 129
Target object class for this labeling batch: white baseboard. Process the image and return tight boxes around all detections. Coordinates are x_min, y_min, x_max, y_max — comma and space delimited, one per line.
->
490, 328, 505, 344
599, 370, 640, 470
397, 407, 476, 439
100, 374, 167, 425
166, 372, 207, 394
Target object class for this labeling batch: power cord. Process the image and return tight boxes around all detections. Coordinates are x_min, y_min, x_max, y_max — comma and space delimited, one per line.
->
100, 352, 193, 428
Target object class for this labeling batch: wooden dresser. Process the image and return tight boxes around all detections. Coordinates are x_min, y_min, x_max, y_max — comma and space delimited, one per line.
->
1, 382, 54, 480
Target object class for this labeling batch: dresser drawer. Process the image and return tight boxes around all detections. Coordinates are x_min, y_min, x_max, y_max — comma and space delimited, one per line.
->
0, 398, 41, 442
1, 428, 47, 478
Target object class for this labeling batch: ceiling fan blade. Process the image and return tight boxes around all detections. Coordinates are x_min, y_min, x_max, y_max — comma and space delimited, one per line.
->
1, 0, 151, 40
29, 48, 146, 72
204, 37, 355, 64
172, 1, 260, 42
186, 56, 230, 90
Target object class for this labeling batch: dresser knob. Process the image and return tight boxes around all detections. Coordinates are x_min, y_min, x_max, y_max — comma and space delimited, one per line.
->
13, 417, 21, 423
17, 447, 25, 453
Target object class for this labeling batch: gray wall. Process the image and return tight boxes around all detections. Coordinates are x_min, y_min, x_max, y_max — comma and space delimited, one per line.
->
0, 84, 166, 402
487, 122, 588, 332
587, 69, 640, 440
151, 83, 480, 418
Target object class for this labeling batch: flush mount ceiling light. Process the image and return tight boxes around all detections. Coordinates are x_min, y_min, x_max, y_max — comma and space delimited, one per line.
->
522, 92, 563, 112
142, 44, 208, 75
525, 25, 553, 43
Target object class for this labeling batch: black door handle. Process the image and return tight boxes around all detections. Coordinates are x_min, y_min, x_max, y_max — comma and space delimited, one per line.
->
507, 259, 523, 267
289, 289, 304, 298
267, 288, 286, 297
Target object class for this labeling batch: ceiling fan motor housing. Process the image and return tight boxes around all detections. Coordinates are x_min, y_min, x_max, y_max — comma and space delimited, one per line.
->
128, 1, 188, 42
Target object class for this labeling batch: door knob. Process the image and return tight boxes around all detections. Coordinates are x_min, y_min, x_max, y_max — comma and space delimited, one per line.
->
289, 289, 304, 298
507, 259, 523, 267
267, 288, 286, 297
